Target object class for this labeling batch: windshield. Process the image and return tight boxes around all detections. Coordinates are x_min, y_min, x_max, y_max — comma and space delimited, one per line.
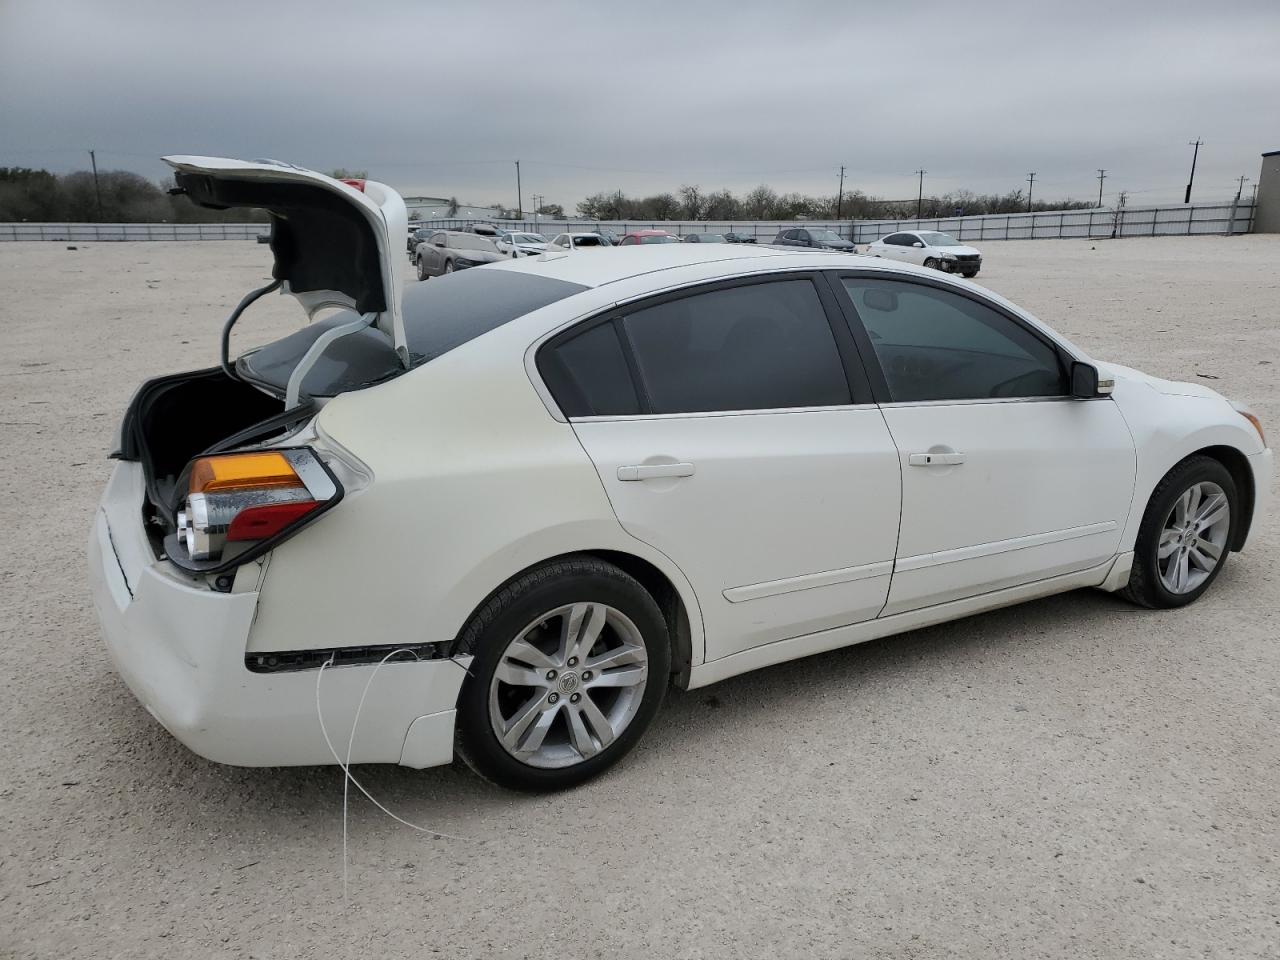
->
809, 230, 843, 242
512, 233, 546, 244
572, 235, 605, 246
639, 235, 680, 244
919, 232, 962, 247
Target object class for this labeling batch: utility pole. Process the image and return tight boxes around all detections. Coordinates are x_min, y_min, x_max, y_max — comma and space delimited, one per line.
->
914, 169, 926, 220
88, 149, 104, 221
515, 160, 522, 219
1184, 138, 1202, 204
836, 165, 845, 219
1235, 174, 1249, 199
1096, 169, 1107, 208
1026, 172, 1036, 212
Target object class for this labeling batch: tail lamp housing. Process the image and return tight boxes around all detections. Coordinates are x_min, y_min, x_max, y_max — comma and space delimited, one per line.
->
167, 448, 342, 575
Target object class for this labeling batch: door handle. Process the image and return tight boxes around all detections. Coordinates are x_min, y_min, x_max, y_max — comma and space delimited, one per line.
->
908, 452, 965, 466
618, 462, 695, 482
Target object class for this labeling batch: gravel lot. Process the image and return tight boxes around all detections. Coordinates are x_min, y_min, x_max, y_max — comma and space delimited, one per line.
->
2, 236, 1277, 959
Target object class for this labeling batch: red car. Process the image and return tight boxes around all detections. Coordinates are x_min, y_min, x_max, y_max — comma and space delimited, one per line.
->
617, 229, 682, 245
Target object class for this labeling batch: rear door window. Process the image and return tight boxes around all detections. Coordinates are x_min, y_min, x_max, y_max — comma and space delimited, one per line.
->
622, 279, 851, 414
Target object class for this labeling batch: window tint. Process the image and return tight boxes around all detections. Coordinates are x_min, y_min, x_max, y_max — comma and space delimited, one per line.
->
842, 278, 1067, 403
622, 279, 850, 414
541, 322, 640, 417
883, 234, 907, 246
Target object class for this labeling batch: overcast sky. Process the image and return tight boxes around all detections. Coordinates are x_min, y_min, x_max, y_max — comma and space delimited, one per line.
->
2, 0, 1277, 210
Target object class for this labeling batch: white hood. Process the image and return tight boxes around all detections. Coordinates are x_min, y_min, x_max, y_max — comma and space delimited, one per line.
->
165, 155, 409, 366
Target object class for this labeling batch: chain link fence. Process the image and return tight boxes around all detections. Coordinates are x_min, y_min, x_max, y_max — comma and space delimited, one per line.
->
0, 200, 1254, 243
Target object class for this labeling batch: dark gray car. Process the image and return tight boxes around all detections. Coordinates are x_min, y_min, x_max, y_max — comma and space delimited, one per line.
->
414, 231, 506, 279
771, 227, 855, 252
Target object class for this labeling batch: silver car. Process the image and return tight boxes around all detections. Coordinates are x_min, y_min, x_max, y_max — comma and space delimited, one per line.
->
414, 230, 506, 279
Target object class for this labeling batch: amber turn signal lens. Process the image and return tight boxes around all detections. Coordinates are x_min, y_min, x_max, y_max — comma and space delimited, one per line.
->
190, 452, 302, 494
1239, 410, 1266, 448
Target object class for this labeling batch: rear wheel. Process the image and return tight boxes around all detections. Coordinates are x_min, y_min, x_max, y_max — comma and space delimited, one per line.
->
415, 256, 427, 281
444, 259, 455, 274
1120, 455, 1237, 608
455, 557, 670, 791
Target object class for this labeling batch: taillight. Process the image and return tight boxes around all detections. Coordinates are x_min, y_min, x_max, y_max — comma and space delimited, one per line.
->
176, 448, 339, 563
339, 178, 366, 192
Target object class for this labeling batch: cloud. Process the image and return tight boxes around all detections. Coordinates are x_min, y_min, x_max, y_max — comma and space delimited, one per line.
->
2, 0, 1277, 208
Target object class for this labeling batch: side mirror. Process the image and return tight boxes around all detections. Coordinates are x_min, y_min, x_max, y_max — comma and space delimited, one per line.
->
912, 241, 925, 248
1070, 361, 1112, 399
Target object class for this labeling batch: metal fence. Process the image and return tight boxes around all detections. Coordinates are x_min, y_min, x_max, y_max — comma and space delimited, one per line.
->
0, 222, 267, 241
420, 200, 1255, 244
0, 199, 1254, 243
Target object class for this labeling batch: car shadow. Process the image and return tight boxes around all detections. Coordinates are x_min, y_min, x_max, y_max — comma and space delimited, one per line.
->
94, 581, 1158, 833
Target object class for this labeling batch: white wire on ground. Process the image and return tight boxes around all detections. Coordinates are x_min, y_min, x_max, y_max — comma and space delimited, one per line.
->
315, 649, 476, 902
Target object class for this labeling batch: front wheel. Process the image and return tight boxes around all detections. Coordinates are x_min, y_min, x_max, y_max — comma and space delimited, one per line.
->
455, 557, 670, 791
924, 257, 940, 270
444, 259, 454, 274
415, 256, 427, 281
1120, 455, 1237, 608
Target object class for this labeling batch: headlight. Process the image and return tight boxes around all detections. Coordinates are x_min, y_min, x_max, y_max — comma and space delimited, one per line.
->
177, 449, 337, 563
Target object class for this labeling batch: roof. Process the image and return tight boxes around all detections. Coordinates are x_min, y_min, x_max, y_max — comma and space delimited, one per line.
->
485, 242, 882, 288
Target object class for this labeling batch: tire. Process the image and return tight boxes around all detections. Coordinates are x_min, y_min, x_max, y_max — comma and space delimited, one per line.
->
444, 259, 454, 274
924, 257, 940, 270
962, 270, 979, 278
415, 256, 427, 281
1119, 455, 1238, 609
454, 556, 671, 791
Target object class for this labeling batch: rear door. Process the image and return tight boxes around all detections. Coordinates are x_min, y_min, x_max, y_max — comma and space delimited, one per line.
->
830, 272, 1136, 614
538, 274, 903, 661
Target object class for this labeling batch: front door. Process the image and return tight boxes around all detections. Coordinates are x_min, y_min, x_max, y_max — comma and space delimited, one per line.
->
537, 274, 903, 660
833, 273, 1136, 614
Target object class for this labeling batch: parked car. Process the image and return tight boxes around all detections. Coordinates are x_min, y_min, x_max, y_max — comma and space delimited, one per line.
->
414, 230, 505, 278
406, 225, 434, 256
548, 232, 611, 249
495, 231, 549, 258
772, 227, 856, 252
464, 222, 502, 237
618, 229, 681, 245
682, 233, 728, 244
866, 230, 983, 278
723, 232, 757, 244
91, 156, 1272, 792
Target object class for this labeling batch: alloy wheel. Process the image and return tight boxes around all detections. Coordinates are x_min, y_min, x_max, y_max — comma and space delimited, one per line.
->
1157, 480, 1230, 594
488, 602, 649, 769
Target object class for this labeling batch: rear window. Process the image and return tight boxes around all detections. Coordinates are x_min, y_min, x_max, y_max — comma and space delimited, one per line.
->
237, 270, 588, 399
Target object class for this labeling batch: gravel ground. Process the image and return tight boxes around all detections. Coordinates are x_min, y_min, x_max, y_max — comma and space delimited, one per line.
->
1, 236, 1277, 959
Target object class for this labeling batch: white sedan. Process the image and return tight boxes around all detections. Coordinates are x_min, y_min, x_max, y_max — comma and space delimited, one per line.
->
495, 230, 548, 258
90, 156, 1271, 791
867, 230, 983, 277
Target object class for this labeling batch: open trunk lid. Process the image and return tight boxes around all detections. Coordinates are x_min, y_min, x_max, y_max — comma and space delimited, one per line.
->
165, 155, 409, 366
